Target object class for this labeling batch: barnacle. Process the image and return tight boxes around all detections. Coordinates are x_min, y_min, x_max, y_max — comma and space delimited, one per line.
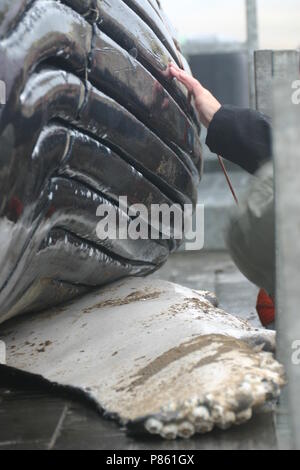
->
1, 279, 285, 440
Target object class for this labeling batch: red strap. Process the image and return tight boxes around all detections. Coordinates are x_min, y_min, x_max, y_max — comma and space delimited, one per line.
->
218, 156, 239, 206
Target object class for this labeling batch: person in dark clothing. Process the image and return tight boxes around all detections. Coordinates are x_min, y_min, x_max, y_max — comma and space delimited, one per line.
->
206, 106, 272, 174
169, 63, 272, 172
169, 63, 275, 327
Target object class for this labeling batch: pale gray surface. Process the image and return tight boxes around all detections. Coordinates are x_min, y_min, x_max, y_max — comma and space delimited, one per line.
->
152, 251, 261, 326
189, 169, 252, 250
246, 0, 259, 108
255, 49, 300, 115
0, 251, 280, 449
255, 50, 274, 115
273, 60, 300, 449
1, 277, 280, 439
254, 48, 300, 449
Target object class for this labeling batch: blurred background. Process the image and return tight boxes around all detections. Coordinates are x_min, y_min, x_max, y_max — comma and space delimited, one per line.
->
160, 0, 300, 251
161, 0, 299, 49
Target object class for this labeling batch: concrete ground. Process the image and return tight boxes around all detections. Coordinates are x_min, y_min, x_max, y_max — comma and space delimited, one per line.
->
0, 251, 280, 450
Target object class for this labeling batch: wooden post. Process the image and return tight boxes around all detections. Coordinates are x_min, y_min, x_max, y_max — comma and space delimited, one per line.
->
273, 65, 300, 449
246, 0, 259, 108
255, 50, 300, 114
255, 49, 300, 448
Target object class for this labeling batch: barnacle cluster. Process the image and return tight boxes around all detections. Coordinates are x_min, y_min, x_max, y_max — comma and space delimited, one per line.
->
144, 350, 285, 440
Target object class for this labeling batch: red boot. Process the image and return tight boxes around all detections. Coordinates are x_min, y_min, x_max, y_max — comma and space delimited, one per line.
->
256, 289, 275, 327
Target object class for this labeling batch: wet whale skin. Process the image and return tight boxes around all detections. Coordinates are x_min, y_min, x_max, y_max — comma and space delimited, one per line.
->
0, 0, 202, 322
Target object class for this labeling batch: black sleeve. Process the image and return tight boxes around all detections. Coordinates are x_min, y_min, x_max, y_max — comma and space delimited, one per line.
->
206, 105, 272, 174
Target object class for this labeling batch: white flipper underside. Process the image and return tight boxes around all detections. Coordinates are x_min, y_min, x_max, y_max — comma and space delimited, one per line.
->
0, 278, 285, 440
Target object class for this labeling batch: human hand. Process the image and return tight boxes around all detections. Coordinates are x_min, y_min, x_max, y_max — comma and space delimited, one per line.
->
169, 63, 221, 128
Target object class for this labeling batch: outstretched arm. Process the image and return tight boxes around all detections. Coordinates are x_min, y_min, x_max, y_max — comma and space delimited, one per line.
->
169, 63, 272, 174
169, 63, 221, 128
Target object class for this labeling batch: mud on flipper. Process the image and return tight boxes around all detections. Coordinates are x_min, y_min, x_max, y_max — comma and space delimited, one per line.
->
0, 279, 285, 440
